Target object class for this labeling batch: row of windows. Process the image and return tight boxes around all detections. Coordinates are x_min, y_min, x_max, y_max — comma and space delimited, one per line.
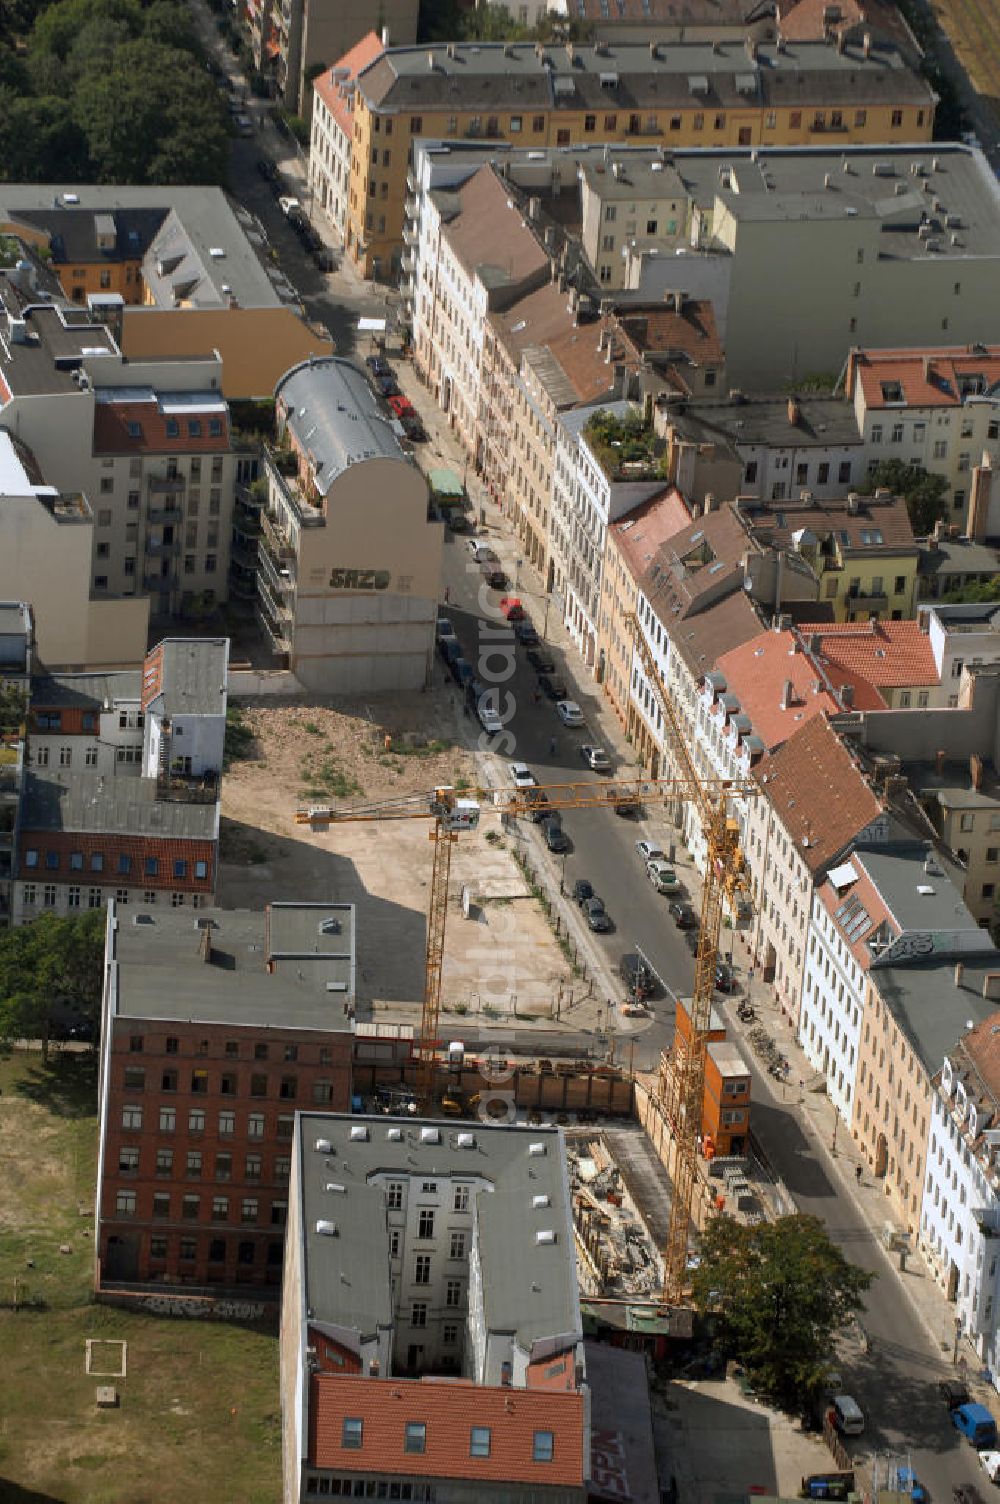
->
115, 1187, 287, 1225
306, 1480, 434, 1500
144, 1233, 282, 1266
121, 1103, 295, 1138
341, 1419, 553, 1463
128, 1035, 334, 1063
23, 886, 201, 911
25, 848, 207, 879
120, 1144, 289, 1184
122, 1065, 325, 1100
391, 106, 917, 138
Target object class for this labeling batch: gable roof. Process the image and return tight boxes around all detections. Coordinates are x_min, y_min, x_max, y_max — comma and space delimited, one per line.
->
797, 619, 940, 689
444, 167, 548, 292
848, 346, 1000, 410
313, 31, 385, 137
717, 627, 884, 751
755, 713, 882, 876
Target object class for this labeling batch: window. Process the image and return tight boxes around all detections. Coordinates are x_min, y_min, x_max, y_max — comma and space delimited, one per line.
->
251, 1073, 267, 1097
411, 1302, 427, 1328
182, 1193, 200, 1220
238, 1240, 254, 1266
891, 109, 903, 127
174, 860, 187, 879
279, 1076, 297, 1100
116, 1190, 136, 1216
271, 1201, 287, 1227
838, 461, 852, 484
246, 1153, 262, 1180
221, 1073, 236, 1096
153, 1193, 170, 1219
313, 1079, 333, 1103
404, 1423, 427, 1455
24, 848, 38, 869
449, 1231, 466, 1258
961, 812, 975, 832
123, 1065, 145, 1090
156, 1148, 172, 1175
192, 1069, 208, 1094
415, 1254, 431, 1284
277, 1114, 294, 1140
161, 1068, 177, 1092
854, 108, 867, 126
387, 1181, 404, 1210
446, 1279, 462, 1306
417, 1208, 435, 1239
218, 1110, 235, 1137
248, 1113, 265, 1139
342, 1418, 363, 1450
584, 114, 595, 132
216, 1152, 232, 1180
188, 1108, 206, 1133
510, 115, 521, 131
254, 1043, 268, 1060
275, 1156, 290, 1181
118, 1146, 140, 1171
212, 1196, 229, 1219
242, 1198, 258, 1223
129, 1034, 144, 1053
984, 884, 996, 900
470, 1427, 491, 1458
533, 1431, 555, 1463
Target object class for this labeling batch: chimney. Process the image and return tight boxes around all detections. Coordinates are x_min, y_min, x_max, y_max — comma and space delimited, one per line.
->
381, 24, 390, 45
787, 396, 801, 426
967, 452, 994, 543
836, 29, 846, 52
955, 961, 965, 989
971, 753, 984, 791
703, 491, 715, 513
528, 196, 541, 221
984, 972, 1000, 1001
649, 40, 659, 58
781, 678, 794, 710
847, 492, 860, 515
923, 354, 933, 383
862, 29, 872, 56
199, 925, 213, 964
809, 632, 822, 654
840, 683, 855, 709
935, 748, 946, 775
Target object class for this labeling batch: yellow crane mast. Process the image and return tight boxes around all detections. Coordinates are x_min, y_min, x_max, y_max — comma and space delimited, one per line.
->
625, 613, 755, 1301
296, 773, 753, 1128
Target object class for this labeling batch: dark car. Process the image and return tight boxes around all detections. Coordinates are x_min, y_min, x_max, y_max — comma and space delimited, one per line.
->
608, 790, 641, 819
583, 896, 612, 933
481, 566, 507, 590
940, 1380, 971, 1411
446, 510, 472, 533
366, 354, 392, 378
526, 789, 552, 824
619, 952, 656, 999
256, 156, 279, 182
402, 419, 428, 442
526, 648, 556, 675
544, 821, 569, 853
515, 620, 539, 646
715, 961, 736, 993
538, 674, 568, 701
375, 374, 401, 398
573, 878, 593, 906
669, 901, 698, 929
312, 246, 335, 272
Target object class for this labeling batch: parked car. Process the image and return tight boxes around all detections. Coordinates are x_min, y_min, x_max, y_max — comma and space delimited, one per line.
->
436, 616, 457, 644
373, 374, 400, 398
499, 596, 525, 621
526, 648, 556, 675
556, 700, 584, 727
831, 1396, 865, 1438
312, 246, 335, 272
277, 195, 301, 217
953, 1402, 998, 1449
481, 565, 507, 590
366, 354, 392, 378
891, 1467, 927, 1504
579, 744, 611, 773
449, 654, 470, 685
256, 156, 279, 181
478, 701, 503, 734
583, 896, 612, 932
619, 952, 656, 999
572, 878, 594, 906
446, 510, 472, 533
544, 820, 569, 853
636, 839, 665, 864
467, 539, 497, 562
515, 620, 539, 646
388, 395, 417, 420
715, 961, 737, 993
508, 761, 537, 791
233, 112, 254, 136
669, 901, 698, 929
525, 789, 552, 823
647, 859, 680, 893
979, 1452, 1000, 1485
610, 791, 641, 818
538, 674, 567, 701
940, 1380, 971, 1411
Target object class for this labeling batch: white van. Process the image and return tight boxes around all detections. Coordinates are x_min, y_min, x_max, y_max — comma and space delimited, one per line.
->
832, 1395, 865, 1436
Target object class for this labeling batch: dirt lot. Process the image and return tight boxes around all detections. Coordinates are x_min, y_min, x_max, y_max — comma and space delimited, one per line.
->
930, 0, 1000, 121
220, 689, 574, 1023
0, 1050, 279, 1504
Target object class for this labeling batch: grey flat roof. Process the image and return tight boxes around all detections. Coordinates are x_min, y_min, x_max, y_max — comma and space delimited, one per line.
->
110, 902, 356, 1028
31, 669, 141, 710
581, 159, 687, 202
297, 1114, 578, 1351
21, 769, 218, 840
857, 841, 982, 934
0, 601, 31, 637
872, 957, 1000, 1074
361, 38, 931, 114
151, 638, 229, 717
667, 393, 863, 449
920, 537, 1000, 577
907, 761, 1000, 810
275, 357, 409, 494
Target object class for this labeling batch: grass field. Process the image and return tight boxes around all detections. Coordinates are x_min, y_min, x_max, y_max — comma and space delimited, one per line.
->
0, 1050, 281, 1504
930, 0, 1000, 124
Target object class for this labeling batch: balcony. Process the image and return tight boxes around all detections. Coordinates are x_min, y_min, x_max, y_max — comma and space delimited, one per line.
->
145, 536, 181, 557
256, 600, 290, 654
845, 588, 888, 612
258, 538, 295, 598
400, 246, 415, 274
402, 223, 418, 248
236, 481, 266, 511
404, 195, 418, 219
148, 475, 186, 496
143, 573, 172, 593
406, 167, 418, 194
258, 572, 291, 625
147, 502, 183, 524
261, 508, 294, 560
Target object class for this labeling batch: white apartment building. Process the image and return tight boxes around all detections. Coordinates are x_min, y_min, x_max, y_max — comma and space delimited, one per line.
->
310, 33, 384, 242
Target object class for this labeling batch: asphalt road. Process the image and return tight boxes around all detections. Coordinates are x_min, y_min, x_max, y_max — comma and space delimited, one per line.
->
440, 532, 695, 1072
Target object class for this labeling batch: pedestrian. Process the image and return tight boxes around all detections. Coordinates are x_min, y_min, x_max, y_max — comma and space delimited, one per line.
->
855, 1164, 863, 1185
443, 586, 450, 605
549, 736, 557, 756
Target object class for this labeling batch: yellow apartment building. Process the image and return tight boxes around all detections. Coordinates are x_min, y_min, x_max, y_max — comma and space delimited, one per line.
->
343, 36, 935, 277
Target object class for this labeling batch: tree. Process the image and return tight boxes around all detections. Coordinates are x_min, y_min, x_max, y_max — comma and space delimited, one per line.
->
691, 1214, 873, 1409
863, 459, 948, 538
0, 89, 89, 179
0, 909, 105, 1060
943, 576, 1000, 604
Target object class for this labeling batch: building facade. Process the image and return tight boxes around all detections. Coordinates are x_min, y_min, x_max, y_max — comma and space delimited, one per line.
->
96, 902, 355, 1295
310, 33, 385, 243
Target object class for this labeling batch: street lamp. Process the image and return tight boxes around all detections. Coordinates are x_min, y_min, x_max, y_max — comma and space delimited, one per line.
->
559, 851, 568, 895
953, 1314, 964, 1365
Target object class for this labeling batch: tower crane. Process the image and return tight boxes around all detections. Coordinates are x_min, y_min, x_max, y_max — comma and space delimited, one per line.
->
625, 613, 756, 1301
296, 770, 754, 1120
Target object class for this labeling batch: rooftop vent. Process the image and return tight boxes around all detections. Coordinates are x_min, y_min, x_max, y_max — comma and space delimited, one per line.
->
132, 913, 155, 926
456, 1132, 476, 1148
319, 916, 342, 935
208, 247, 226, 259
349, 1125, 370, 1142
325, 1182, 346, 1194
387, 1127, 403, 1141
532, 1194, 551, 1208
315, 1138, 332, 1153
420, 1127, 441, 1144
315, 1220, 338, 1237
528, 1141, 547, 1157
535, 1229, 556, 1244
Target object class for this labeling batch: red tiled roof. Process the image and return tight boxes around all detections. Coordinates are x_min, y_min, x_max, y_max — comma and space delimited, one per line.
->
796, 619, 940, 689
17, 831, 215, 890
954, 1009, 1000, 1103
847, 346, 1000, 411
754, 713, 883, 877
615, 301, 724, 369
313, 31, 384, 137
309, 1374, 585, 1486
609, 487, 692, 579
93, 400, 230, 456
716, 629, 884, 752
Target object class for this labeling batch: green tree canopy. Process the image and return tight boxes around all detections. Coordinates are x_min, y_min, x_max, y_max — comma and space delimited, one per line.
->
0, 909, 105, 1059
863, 458, 949, 538
942, 576, 1000, 604
691, 1213, 873, 1409
0, 88, 88, 178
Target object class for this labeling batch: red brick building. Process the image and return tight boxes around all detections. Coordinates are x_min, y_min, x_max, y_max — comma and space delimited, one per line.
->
96, 901, 354, 1296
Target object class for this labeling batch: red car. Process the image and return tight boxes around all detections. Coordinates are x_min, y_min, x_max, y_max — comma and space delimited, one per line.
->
388, 395, 416, 420
499, 596, 524, 621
